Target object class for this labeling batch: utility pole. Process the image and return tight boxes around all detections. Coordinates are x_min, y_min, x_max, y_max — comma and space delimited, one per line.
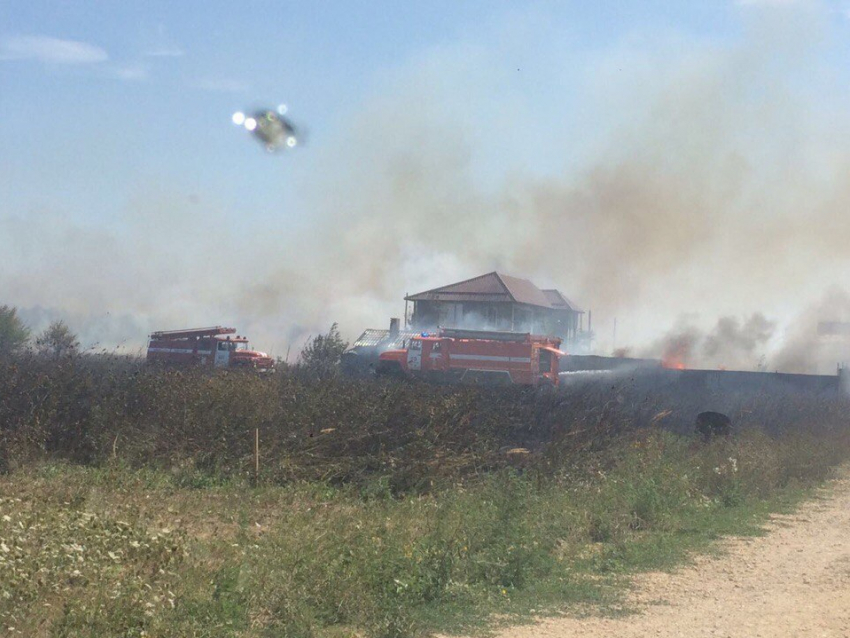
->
404, 294, 409, 329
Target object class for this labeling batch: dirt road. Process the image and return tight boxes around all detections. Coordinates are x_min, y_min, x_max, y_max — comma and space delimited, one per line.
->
495, 469, 850, 638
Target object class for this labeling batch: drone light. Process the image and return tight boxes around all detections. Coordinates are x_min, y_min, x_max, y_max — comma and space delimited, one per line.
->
231, 111, 246, 126
244, 117, 257, 132
277, 104, 288, 115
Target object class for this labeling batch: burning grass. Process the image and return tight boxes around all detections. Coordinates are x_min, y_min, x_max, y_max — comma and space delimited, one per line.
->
1, 354, 846, 489
0, 354, 849, 636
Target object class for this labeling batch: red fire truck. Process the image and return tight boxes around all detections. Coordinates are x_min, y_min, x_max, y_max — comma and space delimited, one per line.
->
146, 326, 274, 371
376, 328, 563, 387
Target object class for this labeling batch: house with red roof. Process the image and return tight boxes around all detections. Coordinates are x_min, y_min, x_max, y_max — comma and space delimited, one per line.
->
405, 272, 586, 343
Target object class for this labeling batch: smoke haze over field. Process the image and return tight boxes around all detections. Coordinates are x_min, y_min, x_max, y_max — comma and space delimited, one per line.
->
2, 2, 850, 371
646, 313, 777, 371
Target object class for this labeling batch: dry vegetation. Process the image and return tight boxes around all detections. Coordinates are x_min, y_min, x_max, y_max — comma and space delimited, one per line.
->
1, 354, 849, 637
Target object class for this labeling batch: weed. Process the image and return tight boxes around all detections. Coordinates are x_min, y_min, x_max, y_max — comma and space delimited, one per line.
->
0, 354, 848, 635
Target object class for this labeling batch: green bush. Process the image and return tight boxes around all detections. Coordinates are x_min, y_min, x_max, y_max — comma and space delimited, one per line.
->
297, 323, 349, 379
0, 305, 29, 356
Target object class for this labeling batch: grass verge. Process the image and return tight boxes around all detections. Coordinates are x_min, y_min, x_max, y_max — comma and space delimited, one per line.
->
1, 427, 847, 637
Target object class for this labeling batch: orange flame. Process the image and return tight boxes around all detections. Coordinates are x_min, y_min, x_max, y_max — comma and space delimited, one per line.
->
662, 358, 686, 370
661, 339, 691, 370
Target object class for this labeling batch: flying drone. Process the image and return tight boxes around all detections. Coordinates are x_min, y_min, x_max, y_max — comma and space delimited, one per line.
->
232, 105, 299, 152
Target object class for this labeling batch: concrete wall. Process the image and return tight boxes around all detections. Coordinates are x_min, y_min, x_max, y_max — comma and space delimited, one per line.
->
675, 368, 840, 396
560, 355, 843, 396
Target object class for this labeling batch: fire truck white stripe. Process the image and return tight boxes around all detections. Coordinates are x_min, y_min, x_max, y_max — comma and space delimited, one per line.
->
148, 348, 214, 355
448, 354, 532, 363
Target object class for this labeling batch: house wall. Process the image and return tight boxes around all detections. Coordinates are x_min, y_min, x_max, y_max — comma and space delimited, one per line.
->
541, 310, 580, 341
412, 301, 513, 331
412, 300, 580, 340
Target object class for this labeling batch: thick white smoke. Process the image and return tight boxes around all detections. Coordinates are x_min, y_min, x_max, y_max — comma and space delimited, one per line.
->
2, 2, 849, 370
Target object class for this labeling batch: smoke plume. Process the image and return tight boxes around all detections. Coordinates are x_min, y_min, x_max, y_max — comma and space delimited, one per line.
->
2, 2, 849, 371
646, 313, 775, 371
772, 287, 850, 374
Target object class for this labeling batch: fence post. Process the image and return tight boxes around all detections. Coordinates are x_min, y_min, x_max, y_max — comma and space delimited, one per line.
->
254, 427, 260, 484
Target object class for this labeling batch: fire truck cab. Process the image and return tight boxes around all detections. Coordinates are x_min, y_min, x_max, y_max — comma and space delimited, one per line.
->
377, 328, 562, 387
146, 326, 274, 371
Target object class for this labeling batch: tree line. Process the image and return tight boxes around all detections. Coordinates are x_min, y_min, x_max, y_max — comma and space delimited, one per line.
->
0, 306, 350, 373
0, 305, 80, 358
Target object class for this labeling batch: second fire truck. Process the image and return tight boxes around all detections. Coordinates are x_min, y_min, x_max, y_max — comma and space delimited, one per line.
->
376, 328, 563, 387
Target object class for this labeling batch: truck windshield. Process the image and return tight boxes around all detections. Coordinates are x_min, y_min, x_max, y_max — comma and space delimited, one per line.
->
217, 341, 250, 351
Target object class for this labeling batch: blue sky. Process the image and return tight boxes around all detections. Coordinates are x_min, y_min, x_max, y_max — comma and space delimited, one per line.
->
0, 0, 746, 226
2, 1, 850, 369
